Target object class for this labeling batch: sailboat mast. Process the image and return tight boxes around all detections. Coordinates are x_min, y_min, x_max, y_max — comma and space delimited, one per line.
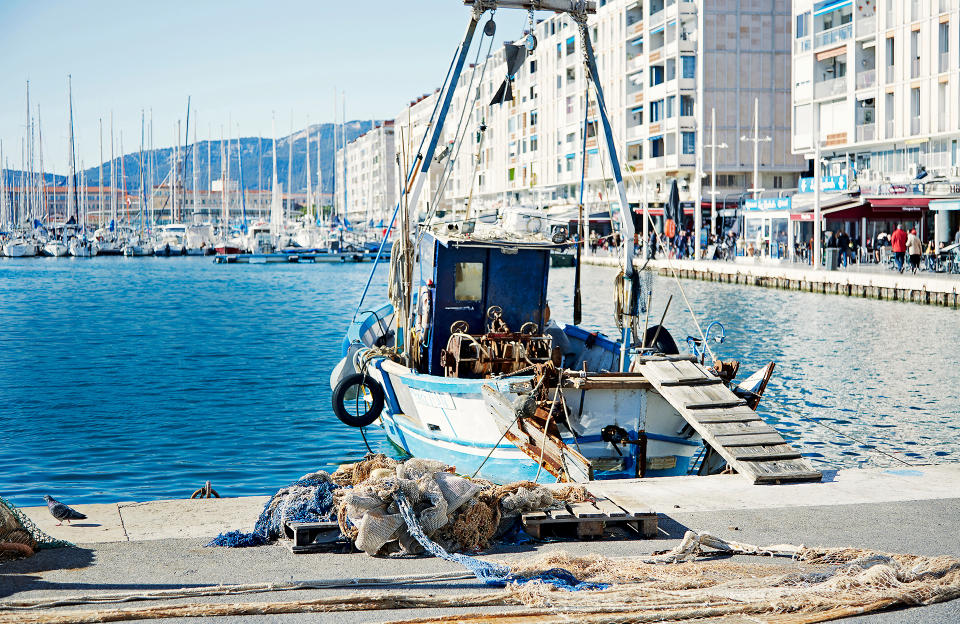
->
140, 112, 146, 235
110, 112, 116, 229
98, 119, 103, 229
149, 110, 155, 227
222, 125, 229, 228
305, 118, 312, 220
37, 106, 46, 225
286, 113, 293, 227
25, 81, 32, 223
0, 140, 6, 228
192, 110, 198, 223
236, 129, 247, 231
181, 97, 190, 221
270, 115, 280, 237
120, 131, 128, 224
66, 75, 77, 224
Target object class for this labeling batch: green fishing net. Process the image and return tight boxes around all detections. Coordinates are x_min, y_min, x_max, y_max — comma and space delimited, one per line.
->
0, 495, 72, 560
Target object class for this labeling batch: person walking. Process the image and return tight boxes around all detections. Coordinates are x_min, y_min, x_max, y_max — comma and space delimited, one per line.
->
836, 229, 850, 268
890, 224, 907, 272
906, 228, 923, 274
925, 240, 938, 271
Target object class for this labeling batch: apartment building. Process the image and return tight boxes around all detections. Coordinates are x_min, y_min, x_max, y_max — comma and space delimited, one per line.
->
332, 1, 803, 239
792, 0, 960, 243
437, 0, 803, 233
335, 122, 398, 227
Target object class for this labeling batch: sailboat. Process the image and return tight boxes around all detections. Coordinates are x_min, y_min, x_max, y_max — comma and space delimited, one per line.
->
329, 2, 821, 487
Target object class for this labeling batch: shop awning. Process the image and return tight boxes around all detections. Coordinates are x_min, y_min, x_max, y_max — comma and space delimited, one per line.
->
865, 196, 932, 209
929, 199, 960, 211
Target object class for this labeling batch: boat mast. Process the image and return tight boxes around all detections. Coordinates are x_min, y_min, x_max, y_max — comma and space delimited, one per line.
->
98, 119, 104, 230
37, 106, 46, 226
140, 111, 146, 236
192, 110, 198, 223
25, 81, 31, 225
181, 97, 191, 223
110, 112, 116, 230
67, 75, 77, 225
207, 123, 212, 218
270, 115, 281, 237
305, 117, 312, 222
149, 110, 155, 228
257, 136, 262, 220
222, 125, 229, 229
236, 128, 247, 232
120, 131, 128, 224
0, 140, 5, 229
286, 113, 293, 228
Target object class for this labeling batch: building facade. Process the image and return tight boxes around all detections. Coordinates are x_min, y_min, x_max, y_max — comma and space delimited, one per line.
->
335, 122, 398, 227
792, 0, 960, 244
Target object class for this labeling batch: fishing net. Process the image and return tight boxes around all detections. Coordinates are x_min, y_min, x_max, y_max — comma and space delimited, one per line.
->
210, 454, 585, 556
0, 495, 72, 561
206, 472, 339, 547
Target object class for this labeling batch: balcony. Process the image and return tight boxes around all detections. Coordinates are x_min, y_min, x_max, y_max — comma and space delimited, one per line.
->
815, 23, 853, 49
940, 52, 949, 74
856, 124, 876, 142
856, 69, 876, 89
856, 15, 876, 38
649, 9, 664, 26
911, 58, 920, 79
795, 38, 812, 54
814, 76, 847, 99
911, 116, 921, 135
627, 20, 644, 38
886, 119, 895, 137
627, 56, 644, 74
886, 65, 895, 83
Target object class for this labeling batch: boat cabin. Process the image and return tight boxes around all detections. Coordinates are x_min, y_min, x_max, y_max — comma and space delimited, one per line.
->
415, 230, 553, 377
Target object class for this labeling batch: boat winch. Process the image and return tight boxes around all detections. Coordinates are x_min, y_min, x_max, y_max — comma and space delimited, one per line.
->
440, 306, 556, 378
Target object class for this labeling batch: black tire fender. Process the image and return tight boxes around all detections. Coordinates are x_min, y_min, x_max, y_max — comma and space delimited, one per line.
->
332, 373, 385, 428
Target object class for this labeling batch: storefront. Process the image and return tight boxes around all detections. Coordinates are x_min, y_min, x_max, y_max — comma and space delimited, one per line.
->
742, 197, 792, 259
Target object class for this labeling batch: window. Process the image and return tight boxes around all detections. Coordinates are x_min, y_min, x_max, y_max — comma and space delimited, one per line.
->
682, 131, 695, 155
650, 65, 664, 86
530, 111, 538, 126
508, 168, 516, 181
556, 43, 562, 59
529, 60, 537, 74
530, 135, 538, 151
796, 11, 810, 38
565, 155, 575, 172
650, 99, 663, 122
557, 75, 562, 90
566, 36, 575, 55
566, 66, 576, 84
565, 95, 574, 114
454, 263, 483, 301
773, 175, 784, 188
666, 95, 675, 118
681, 56, 695, 79
627, 142, 643, 161
650, 136, 664, 157
666, 58, 676, 81
630, 106, 643, 125
680, 95, 694, 116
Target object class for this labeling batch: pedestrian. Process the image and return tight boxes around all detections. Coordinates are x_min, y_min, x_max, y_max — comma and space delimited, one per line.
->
906, 228, 923, 274
925, 240, 937, 271
890, 224, 907, 272
836, 229, 850, 268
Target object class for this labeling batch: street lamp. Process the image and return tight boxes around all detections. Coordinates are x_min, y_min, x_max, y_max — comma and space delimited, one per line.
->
740, 97, 771, 200
705, 107, 728, 240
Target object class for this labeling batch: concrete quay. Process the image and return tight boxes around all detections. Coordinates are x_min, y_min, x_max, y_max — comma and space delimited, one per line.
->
583, 255, 960, 308
5, 463, 960, 623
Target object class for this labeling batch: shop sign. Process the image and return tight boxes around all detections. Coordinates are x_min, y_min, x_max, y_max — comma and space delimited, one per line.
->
799, 175, 848, 193
744, 197, 792, 211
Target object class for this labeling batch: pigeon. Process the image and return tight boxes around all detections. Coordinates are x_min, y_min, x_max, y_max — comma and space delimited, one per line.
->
44, 495, 87, 526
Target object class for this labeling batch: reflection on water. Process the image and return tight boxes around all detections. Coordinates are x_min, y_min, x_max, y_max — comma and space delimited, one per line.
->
0, 258, 956, 506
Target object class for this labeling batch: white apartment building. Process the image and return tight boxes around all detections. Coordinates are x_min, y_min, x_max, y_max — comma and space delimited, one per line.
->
335, 122, 398, 227
392, 90, 456, 221
339, 0, 804, 238
792, 0, 960, 244
439, 0, 803, 232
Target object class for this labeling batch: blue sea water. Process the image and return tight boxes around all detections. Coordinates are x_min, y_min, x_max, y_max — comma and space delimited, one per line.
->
1, 257, 958, 507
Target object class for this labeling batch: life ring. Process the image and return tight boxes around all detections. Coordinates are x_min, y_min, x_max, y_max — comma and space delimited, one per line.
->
332, 373, 385, 428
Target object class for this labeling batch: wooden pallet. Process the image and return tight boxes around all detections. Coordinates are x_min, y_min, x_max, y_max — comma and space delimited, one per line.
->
283, 520, 342, 553
634, 359, 822, 485
521, 497, 658, 539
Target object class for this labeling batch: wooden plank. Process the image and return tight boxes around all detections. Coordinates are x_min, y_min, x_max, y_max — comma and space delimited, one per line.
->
712, 432, 786, 446
686, 400, 749, 410
547, 508, 574, 521
661, 377, 723, 387
691, 410, 763, 424
568, 502, 604, 519
521, 511, 547, 522
727, 444, 802, 461
701, 421, 778, 436
592, 498, 628, 518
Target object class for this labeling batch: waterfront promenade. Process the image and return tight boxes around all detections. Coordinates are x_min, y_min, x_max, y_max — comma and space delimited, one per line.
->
8, 464, 960, 623
583, 254, 960, 308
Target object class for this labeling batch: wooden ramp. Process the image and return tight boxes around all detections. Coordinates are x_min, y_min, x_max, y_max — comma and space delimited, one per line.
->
634, 359, 822, 485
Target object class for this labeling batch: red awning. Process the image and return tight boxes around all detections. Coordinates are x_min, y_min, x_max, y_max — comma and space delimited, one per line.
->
866, 196, 932, 209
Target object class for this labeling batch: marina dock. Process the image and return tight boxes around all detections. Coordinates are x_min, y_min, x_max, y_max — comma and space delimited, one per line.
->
10, 463, 960, 623
213, 251, 380, 264
584, 256, 960, 308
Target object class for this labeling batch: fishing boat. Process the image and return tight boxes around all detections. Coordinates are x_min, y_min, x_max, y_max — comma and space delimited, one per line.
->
329, 0, 820, 486
153, 224, 186, 256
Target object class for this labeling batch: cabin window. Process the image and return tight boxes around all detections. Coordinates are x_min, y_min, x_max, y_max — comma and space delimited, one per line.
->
454, 263, 483, 301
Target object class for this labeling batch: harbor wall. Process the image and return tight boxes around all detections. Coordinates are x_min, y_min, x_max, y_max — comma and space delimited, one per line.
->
582, 256, 960, 308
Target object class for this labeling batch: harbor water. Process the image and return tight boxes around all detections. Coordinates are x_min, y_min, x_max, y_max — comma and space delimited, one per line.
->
1, 257, 958, 507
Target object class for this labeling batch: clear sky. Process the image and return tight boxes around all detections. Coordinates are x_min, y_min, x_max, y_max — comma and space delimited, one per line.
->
0, 0, 528, 174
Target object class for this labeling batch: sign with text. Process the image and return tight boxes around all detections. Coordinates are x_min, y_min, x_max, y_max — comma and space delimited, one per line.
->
744, 196, 792, 211
799, 175, 848, 193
